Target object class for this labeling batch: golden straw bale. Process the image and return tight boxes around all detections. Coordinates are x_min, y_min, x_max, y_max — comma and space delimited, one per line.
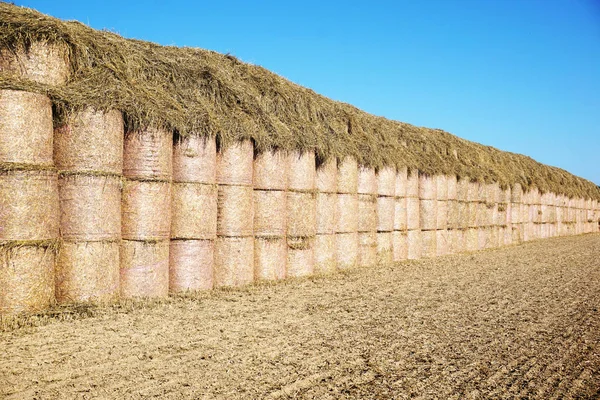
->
122, 180, 171, 241
337, 157, 358, 194
358, 231, 377, 267
502, 225, 513, 246
55, 240, 119, 304
54, 108, 124, 174
392, 231, 408, 262
406, 171, 419, 198
0, 90, 53, 166
488, 227, 499, 249
496, 204, 508, 226
529, 187, 541, 205
436, 175, 448, 200
287, 236, 315, 277
0, 40, 69, 85
377, 196, 395, 232
486, 183, 500, 204
395, 167, 408, 198
407, 230, 422, 260
478, 227, 490, 250
253, 149, 288, 190
0, 244, 55, 315
216, 139, 253, 186
467, 202, 478, 228
436, 200, 448, 230
449, 229, 465, 254
357, 166, 376, 195
123, 127, 173, 180
254, 190, 287, 237
394, 197, 407, 231
447, 175, 458, 200
420, 199, 437, 231
314, 234, 336, 274
336, 232, 358, 270
169, 239, 213, 292
457, 178, 470, 202
336, 193, 359, 233
377, 166, 396, 197
316, 192, 337, 235
511, 203, 522, 223
465, 228, 478, 251
477, 182, 486, 203
436, 230, 448, 256
421, 230, 437, 258
0, 170, 59, 241
447, 200, 460, 229
120, 239, 170, 298
316, 158, 337, 193
419, 174, 437, 200
172, 183, 217, 240
254, 237, 286, 281
406, 197, 420, 230
58, 174, 121, 241
217, 185, 253, 237
173, 135, 216, 184
500, 187, 511, 204
358, 194, 377, 233
458, 201, 469, 229
287, 191, 316, 237
377, 231, 393, 264
288, 151, 315, 192
214, 236, 254, 287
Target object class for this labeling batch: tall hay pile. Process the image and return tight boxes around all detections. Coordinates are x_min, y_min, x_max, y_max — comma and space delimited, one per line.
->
314, 158, 337, 274
170, 135, 217, 292
336, 157, 358, 269
392, 167, 408, 262
215, 140, 254, 287
357, 166, 377, 267
376, 166, 395, 264
54, 108, 123, 303
254, 148, 288, 280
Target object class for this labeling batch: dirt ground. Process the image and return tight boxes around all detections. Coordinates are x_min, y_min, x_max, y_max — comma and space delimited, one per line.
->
1, 234, 599, 399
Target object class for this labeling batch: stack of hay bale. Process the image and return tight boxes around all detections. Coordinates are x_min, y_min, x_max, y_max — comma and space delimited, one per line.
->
314, 159, 337, 274
0, 41, 68, 314
253, 149, 288, 280
357, 166, 377, 267
377, 167, 396, 263
54, 108, 123, 303
336, 158, 359, 269
121, 127, 172, 298
392, 168, 408, 261
170, 135, 217, 292
406, 171, 421, 259
215, 140, 254, 287
419, 174, 437, 258
287, 151, 316, 277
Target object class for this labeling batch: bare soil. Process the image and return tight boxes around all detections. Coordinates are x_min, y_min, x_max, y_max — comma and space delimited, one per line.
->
1, 234, 599, 399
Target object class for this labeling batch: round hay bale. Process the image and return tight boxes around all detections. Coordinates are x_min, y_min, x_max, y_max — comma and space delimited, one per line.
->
287, 236, 315, 277
58, 175, 121, 242
288, 151, 315, 192
436, 175, 448, 200
458, 201, 469, 229
56, 240, 119, 304
357, 194, 377, 233
336, 193, 359, 233
0, 90, 53, 166
436, 230, 448, 256
316, 158, 337, 193
407, 230, 422, 260
486, 183, 500, 204
467, 202, 478, 228
0, 170, 59, 241
395, 167, 408, 198
478, 227, 490, 250
394, 197, 407, 231
419, 174, 437, 200
255, 190, 287, 237
477, 182, 487, 203
122, 180, 171, 241
406, 171, 419, 198
457, 178, 470, 202
465, 228, 479, 251
54, 108, 124, 174
169, 239, 213, 292
511, 203, 523, 224
529, 187, 541, 205
172, 183, 217, 240
336, 232, 358, 270
123, 128, 173, 180
254, 237, 286, 281
449, 229, 465, 254
419, 199, 437, 231
502, 225, 513, 246
316, 192, 337, 235
421, 230, 437, 258
377, 231, 393, 264
478, 203, 494, 227
120, 239, 170, 298
337, 157, 358, 194
0, 41, 69, 85
377, 166, 396, 197
314, 234, 336, 274
214, 236, 254, 287
216, 140, 253, 186
467, 181, 480, 203
392, 231, 408, 262
447, 175, 458, 200
512, 224, 523, 243
500, 187, 511, 204
357, 166, 376, 195
406, 197, 420, 230
253, 149, 288, 190
488, 227, 499, 249
436, 200, 448, 230
217, 185, 253, 237
287, 191, 316, 237
447, 200, 460, 229
377, 196, 395, 232
358, 231, 377, 267
173, 135, 216, 184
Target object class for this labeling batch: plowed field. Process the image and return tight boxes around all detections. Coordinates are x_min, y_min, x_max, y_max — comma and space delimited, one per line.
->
2, 234, 599, 399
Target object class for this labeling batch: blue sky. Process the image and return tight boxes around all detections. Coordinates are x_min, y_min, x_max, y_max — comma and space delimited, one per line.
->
15, 0, 600, 184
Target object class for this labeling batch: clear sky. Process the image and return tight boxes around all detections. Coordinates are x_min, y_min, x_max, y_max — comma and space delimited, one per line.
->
14, 0, 600, 184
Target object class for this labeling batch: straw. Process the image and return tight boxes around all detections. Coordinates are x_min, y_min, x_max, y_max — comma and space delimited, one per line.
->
253, 149, 288, 190
120, 239, 170, 298
123, 127, 173, 180
419, 174, 437, 200
336, 193, 359, 233
337, 157, 358, 194
216, 140, 253, 186
172, 182, 217, 240
288, 150, 315, 192
122, 180, 171, 241
314, 234, 336, 274
169, 239, 214, 292
254, 189, 287, 237
0, 39, 69, 85
173, 134, 216, 184
255, 237, 286, 281
377, 166, 396, 197
394, 167, 408, 198
217, 185, 253, 237
357, 166, 376, 195
315, 158, 337, 194
287, 191, 316, 237
214, 236, 254, 287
